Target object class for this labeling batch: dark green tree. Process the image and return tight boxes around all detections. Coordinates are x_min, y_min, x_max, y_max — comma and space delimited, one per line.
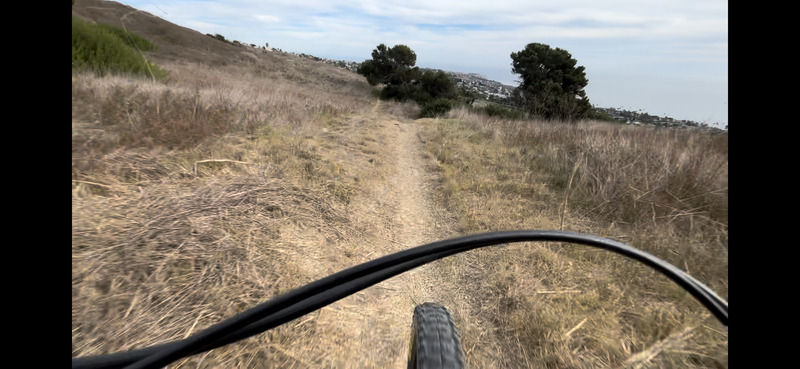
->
359, 44, 461, 118
510, 43, 591, 121
420, 69, 457, 100
358, 43, 420, 86
386, 44, 417, 69
357, 59, 380, 85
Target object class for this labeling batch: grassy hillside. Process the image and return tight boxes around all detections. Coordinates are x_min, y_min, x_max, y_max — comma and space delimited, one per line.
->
72, 15, 168, 79
72, 3, 392, 365
72, 1, 727, 368
418, 108, 727, 368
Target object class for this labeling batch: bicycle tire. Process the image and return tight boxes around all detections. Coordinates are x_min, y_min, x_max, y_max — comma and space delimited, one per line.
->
408, 302, 465, 369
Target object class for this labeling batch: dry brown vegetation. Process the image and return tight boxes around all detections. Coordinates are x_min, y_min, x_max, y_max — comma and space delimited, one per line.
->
72, 1, 727, 368
71, 46, 398, 366
416, 106, 728, 368
72, 17, 460, 365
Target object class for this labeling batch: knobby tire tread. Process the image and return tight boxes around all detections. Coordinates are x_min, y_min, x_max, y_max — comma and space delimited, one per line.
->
408, 302, 465, 369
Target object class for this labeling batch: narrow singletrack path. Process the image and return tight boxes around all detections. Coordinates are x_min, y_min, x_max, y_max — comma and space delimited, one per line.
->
310, 101, 456, 368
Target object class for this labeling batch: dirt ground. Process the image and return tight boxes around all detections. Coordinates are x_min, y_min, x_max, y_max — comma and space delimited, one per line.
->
278, 100, 473, 368
71, 93, 481, 368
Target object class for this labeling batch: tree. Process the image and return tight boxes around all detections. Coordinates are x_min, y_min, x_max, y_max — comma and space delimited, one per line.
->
359, 43, 460, 118
420, 69, 457, 100
358, 43, 421, 86
510, 43, 591, 121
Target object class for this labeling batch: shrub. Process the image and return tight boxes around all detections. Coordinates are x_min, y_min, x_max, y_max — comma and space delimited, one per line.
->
420, 98, 454, 118
420, 69, 457, 100
585, 109, 618, 122
474, 103, 524, 120
72, 17, 168, 80
95, 23, 156, 52
380, 84, 432, 103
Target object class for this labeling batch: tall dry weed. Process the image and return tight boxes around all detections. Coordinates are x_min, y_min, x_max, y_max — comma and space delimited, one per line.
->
73, 53, 384, 368
418, 110, 727, 369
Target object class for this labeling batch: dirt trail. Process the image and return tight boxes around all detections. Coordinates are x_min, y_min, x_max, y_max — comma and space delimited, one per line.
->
311, 102, 455, 368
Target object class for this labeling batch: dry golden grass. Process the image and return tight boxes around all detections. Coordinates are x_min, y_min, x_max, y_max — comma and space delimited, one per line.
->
72, 4, 727, 366
72, 48, 405, 367
417, 107, 728, 368
73, 175, 346, 363
73, 58, 727, 368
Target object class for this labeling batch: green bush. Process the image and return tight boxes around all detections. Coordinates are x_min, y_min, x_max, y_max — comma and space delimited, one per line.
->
379, 84, 406, 101
380, 84, 432, 103
474, 103, 524, 120
420, 70, 457, 100
585, 109, 618, 122
96, 23, 156, 52
72, 16, 168, 80
420, 98, 454, 118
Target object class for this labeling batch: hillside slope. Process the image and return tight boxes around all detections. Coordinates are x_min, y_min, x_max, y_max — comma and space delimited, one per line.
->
73, 0, 243, 66
72, 1, 481, 367
72, 1, 727, 368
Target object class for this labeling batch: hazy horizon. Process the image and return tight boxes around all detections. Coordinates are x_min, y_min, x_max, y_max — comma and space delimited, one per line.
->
115, 0, 728, 127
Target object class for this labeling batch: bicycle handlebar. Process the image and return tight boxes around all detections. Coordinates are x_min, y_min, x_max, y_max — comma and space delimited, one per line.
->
72, 230, 728, 369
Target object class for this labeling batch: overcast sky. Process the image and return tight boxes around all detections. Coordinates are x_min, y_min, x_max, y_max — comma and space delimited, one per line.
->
117, 0, 728, 127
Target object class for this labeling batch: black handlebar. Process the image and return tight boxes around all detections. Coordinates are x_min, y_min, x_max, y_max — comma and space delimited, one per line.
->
72, 230, 728, 369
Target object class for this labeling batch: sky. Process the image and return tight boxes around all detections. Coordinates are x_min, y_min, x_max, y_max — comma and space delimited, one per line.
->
116, 0, 728, 128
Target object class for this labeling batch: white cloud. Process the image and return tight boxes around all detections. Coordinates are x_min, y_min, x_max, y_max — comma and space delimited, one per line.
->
253, 14, 280, 23
118, 0, 728, 125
